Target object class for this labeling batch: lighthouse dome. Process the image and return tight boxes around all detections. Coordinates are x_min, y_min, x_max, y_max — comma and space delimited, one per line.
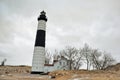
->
38, 11, 47, 21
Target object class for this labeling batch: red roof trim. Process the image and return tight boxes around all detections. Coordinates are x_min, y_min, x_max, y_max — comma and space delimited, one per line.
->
44, 64, 54, 66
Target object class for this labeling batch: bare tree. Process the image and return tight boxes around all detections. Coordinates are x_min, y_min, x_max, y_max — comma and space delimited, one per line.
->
90, 50, 115, 70
45, 49, 52, 64
82, 43, 91, 70
100, 53, 115, 70
53, 49, 60, 60
60, 46, 78, 70
1, 59, 7, 66
73, 48, 83, 70
45, 44, 115, 71
90, 49, 101, 70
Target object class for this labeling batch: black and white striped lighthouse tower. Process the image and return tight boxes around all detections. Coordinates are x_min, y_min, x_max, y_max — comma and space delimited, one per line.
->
31, 11, 47, 74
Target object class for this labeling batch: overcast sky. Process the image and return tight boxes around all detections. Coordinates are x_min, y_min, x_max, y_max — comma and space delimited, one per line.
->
0, 0, 120, 65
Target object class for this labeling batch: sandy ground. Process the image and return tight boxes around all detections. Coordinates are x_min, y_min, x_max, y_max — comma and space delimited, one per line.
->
49, 70, 120, 80
1, 71, 120, 80
0, 73, 51, 80
0, 66, 52, 80
0, 65, 120, 80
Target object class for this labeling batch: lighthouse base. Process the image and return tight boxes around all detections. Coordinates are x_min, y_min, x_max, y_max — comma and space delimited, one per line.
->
31, 71, 44, 74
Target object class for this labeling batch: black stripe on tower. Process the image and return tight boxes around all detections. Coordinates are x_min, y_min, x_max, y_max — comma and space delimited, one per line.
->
35, 30, 45, 47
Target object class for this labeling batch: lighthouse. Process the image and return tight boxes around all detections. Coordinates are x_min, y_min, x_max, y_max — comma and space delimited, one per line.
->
31, 11, 47, 74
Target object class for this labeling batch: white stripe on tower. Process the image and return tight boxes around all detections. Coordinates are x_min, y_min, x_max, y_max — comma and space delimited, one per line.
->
31, 11, 47, 74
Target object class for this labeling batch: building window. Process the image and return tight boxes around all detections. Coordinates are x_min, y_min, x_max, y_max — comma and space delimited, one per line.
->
63, 62, 65, 65
59, 62, 61, 65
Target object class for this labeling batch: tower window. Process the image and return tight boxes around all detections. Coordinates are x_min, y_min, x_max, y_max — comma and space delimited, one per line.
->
63, 62, 65, 65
